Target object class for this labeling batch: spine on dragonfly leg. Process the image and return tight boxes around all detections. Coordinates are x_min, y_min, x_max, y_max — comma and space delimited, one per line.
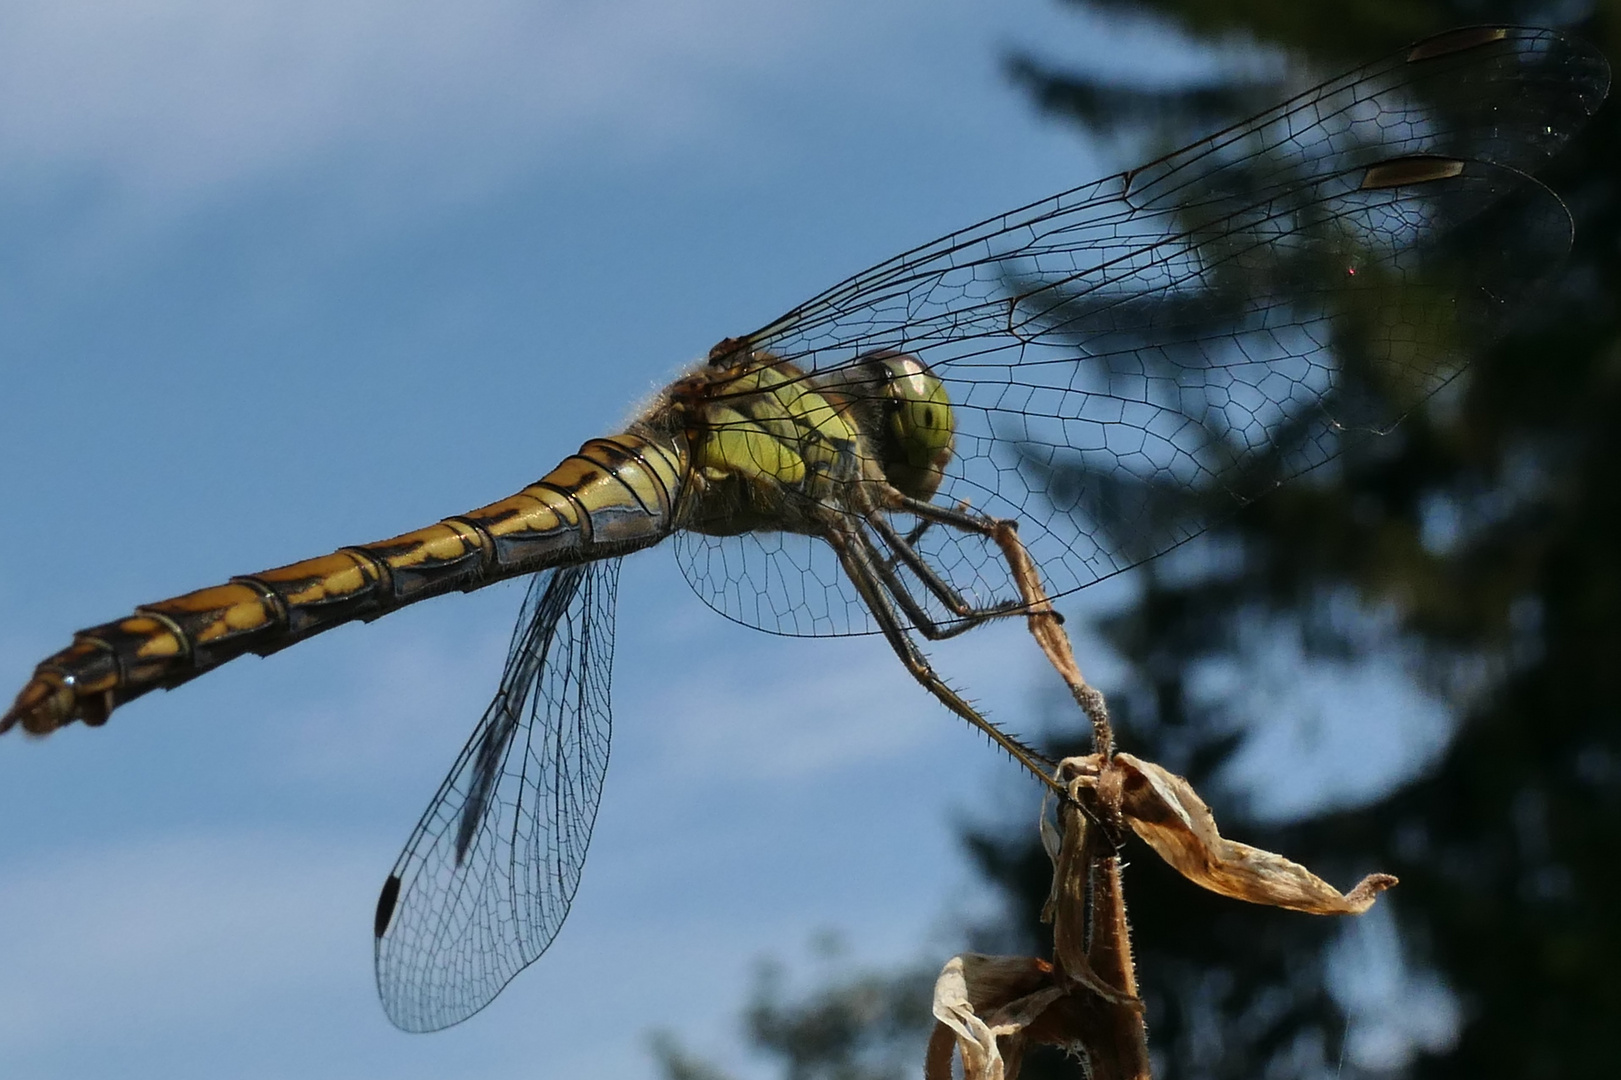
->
2, 430, 687, 736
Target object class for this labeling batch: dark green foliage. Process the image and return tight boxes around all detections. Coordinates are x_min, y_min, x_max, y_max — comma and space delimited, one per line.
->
651, 957, 938, 1080
739, 961, 937, 1080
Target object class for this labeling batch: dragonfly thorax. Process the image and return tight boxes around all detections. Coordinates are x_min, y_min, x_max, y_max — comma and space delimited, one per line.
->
664, 347, 954, 537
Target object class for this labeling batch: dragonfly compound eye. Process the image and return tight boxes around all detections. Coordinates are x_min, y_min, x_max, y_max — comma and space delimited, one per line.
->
860, 351, 955, 501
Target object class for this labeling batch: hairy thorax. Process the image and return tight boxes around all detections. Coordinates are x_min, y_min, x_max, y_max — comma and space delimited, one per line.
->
648, 346, 955, 539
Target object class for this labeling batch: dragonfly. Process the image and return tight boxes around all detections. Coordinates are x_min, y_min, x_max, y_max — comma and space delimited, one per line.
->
3, 26, 1607, 1033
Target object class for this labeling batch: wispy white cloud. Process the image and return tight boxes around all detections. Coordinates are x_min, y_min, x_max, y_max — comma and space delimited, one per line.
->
0, 0, 920, 204
637, 635, 943, 778
621, 596, 1067, 783
0, 829, 367, 1047
270, 619, 513, 788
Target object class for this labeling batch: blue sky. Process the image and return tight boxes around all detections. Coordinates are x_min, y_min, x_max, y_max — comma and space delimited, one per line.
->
0, 3, 1457, 1077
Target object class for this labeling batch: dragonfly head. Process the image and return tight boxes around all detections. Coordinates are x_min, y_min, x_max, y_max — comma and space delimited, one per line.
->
855, 351, 955, 501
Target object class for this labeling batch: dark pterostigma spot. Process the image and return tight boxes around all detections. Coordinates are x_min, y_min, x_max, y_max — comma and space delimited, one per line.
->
374, 874, 402, 939
1361, 156, 1466, 190
1407, 26, 1508, 63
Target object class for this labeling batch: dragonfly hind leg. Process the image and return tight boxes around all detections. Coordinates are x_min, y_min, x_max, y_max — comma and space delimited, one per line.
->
877, 491, 1115, 757
863, 511, 1026, 641
823, 524, 1060, 789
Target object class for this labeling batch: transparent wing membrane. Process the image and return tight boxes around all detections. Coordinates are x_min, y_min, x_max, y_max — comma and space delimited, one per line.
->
676, 26, 1608, 636
374, 560, 620, 1032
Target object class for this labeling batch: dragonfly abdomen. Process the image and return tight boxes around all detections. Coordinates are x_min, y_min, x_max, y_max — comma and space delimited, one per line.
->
2, 429, 686, 736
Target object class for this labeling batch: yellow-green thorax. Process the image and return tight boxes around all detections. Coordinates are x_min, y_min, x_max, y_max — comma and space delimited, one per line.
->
661, 348, 956, 537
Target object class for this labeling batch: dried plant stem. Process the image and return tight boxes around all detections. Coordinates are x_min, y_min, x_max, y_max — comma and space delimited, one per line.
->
1048, 763, 1151, 1080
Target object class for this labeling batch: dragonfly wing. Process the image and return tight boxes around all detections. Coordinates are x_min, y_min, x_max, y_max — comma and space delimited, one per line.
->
921, 156, 1575, 602
677, 27, 1607, 634
674, 529, 880, 637
673, 516, 1005, 638
373, 559, 620, 1032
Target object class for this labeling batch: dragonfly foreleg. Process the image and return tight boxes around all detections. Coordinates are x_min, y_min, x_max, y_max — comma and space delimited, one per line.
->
864, 511, 1025, 639
850, 521, 994, 642
823, 525, 1060, 789
880, 516, 932, 565
887, 492, 1114, 757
